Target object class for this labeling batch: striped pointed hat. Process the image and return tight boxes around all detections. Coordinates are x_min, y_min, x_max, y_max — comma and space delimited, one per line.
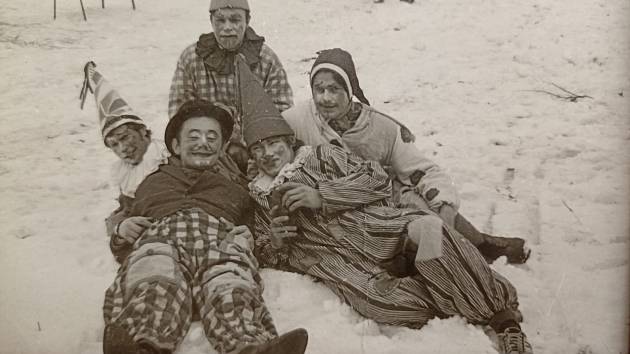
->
237, 56, 293, 148
90, 69, 145, 143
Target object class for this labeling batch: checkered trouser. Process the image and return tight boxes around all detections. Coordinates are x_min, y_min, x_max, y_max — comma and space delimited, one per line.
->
103, 209, 278, 354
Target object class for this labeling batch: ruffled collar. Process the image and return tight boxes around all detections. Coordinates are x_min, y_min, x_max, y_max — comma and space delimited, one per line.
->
195, 27, 265, 75
249, 146, 312, 196
112, 139, 169, 197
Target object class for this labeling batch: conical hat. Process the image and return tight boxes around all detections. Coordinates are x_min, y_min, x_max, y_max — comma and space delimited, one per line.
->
91, 70, 145, 141
237, 56, 293, 148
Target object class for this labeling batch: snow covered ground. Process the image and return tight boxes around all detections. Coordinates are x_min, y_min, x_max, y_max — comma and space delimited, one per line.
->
0, 0, 628, 353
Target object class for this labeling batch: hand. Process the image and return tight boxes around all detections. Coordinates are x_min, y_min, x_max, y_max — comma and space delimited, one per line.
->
269, 210, 299, 248
277, 182, 323, 212
438, 204, 457, 227
117, 216, 153, 244
219, 217, 254, 249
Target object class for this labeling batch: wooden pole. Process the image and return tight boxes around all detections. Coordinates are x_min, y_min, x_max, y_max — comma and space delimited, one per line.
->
131, 0, 136, 10
79, 0, 87, 21
53, 0, 56, 19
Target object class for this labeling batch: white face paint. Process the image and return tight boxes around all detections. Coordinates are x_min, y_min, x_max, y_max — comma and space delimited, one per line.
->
250, 136, 295, 177
210, 8, 248, 51
171, 117, 224, 170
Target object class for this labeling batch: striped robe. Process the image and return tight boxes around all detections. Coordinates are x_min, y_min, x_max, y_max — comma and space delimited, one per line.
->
250, 145, 521, 328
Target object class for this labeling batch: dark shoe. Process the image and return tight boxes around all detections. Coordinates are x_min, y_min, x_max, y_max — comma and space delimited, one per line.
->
497, 327, 533, 354
103, 324, 170, 354
238, 328, 308, 354
478, 234, 530, 264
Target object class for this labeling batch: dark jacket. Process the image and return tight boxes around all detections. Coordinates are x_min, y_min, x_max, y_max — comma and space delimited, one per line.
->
111, 160, 254, 263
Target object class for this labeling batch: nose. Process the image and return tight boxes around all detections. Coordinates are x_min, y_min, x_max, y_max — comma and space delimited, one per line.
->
222, 22, 235, 32
322, 90, 334, 102
120, 141, 133, 153
261, 144, 276, 158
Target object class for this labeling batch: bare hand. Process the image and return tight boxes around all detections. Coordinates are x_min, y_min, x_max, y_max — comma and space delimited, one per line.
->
118, 216, 153, 243
269, 209, 299, 248
277, 182, 323, 212
219, 217, 254, 249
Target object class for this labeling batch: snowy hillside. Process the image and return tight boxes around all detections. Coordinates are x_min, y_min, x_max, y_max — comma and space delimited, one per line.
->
0, 0, 628, 353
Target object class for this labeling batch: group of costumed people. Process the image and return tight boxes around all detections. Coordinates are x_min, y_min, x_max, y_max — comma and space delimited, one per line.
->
79, 0, 534, 353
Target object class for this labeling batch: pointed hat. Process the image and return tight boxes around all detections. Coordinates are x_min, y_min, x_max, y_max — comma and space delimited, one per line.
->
90, 69, 145, 142
237, 56, 293, 148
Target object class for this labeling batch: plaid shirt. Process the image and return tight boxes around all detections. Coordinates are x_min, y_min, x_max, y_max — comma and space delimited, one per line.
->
168, 41, 293, 141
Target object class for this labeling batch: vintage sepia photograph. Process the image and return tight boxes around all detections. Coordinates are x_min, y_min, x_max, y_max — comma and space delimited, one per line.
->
0, 0, 628, 353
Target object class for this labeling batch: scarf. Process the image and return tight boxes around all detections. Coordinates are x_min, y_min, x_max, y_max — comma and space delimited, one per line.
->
195, 27, 265, 75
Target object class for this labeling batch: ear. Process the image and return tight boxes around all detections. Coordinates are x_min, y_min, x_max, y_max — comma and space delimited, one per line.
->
139, 127, 150, 140
171, 137, 181, 156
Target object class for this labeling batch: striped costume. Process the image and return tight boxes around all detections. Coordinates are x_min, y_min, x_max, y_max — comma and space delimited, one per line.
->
249, 145, 521, 328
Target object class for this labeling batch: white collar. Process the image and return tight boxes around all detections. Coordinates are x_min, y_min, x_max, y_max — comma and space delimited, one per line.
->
249, 145, 312, 196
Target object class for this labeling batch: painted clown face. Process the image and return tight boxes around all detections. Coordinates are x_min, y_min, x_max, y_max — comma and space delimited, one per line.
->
311, 70, 351, 122
250, 136, 295, 177
210, 8, 248, 51
171, 116, 224, 170
105, 124, 150, 165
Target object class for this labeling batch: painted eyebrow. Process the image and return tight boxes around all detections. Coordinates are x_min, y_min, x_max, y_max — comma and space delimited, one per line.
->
187, 129, 219, 135
313, 82, 342, 88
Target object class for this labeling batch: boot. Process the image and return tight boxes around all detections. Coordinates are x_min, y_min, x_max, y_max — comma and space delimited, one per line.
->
103, 324, 170, 354
478, 233, 530, 264
497, 327, 534, 354
453, 214, 530, 264
238, 328, 308, 354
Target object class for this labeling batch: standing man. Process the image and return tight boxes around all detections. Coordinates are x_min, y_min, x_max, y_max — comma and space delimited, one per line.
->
168, 0, 293, 171
102, 100, 308, 354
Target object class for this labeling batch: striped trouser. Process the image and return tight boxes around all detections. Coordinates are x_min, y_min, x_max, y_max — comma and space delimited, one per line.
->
289, 221, 520, 329
103, 209, 277, 354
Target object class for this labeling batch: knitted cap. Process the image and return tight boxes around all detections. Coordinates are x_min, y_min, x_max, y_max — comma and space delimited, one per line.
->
310, 48, 370, 105
237, 56, 293, 148
209, 0, 249, 11
91, 70, 145, 142
165, 100, 235, 156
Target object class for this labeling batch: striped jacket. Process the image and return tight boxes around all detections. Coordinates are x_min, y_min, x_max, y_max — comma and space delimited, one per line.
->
249, 145, 427, 272
249, 145, 520, 328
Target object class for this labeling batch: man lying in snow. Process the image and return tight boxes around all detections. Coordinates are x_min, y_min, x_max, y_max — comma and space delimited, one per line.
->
102, 100, 308, 354
282, 48, 530, 264
80, 62, 170, 264
238, 57, 533, 354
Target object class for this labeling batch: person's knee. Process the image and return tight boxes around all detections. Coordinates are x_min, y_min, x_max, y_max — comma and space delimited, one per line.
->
397, 187, 430, 209
407, 214, 444, 262
124, 243, 181, 296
